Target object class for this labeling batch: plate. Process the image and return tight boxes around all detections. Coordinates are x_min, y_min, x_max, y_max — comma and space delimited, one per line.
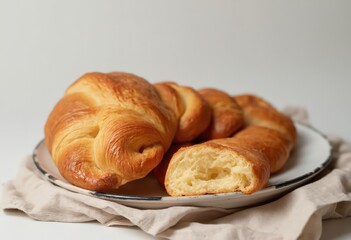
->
33, 122, 332, 209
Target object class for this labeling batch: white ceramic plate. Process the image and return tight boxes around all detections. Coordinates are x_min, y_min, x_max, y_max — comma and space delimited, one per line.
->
33, 122, 332, 209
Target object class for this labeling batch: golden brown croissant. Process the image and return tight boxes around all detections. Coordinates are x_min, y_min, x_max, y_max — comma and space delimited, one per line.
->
164, 94, 297, 196
45, 72, 178, 191
154, 82, 211, 143
198, 88, 244, 140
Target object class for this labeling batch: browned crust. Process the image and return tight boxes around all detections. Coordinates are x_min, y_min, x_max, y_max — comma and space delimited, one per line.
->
220, 126, 293, 173
234, 94, 276, 110
198, 88, 244, 140
242, 106, 297, 144
233, 94, 297, 172
154, 82, 211, 143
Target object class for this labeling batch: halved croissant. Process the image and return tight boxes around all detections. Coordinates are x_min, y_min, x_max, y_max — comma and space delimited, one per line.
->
164, 140, 270, 195
164, 94, 297, 196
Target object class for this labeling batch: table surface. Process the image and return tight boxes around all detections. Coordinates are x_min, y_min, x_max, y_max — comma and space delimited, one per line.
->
1, 1, 351, 239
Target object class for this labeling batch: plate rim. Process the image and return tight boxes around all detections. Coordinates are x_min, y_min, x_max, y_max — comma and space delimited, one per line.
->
32, 122, 333, 203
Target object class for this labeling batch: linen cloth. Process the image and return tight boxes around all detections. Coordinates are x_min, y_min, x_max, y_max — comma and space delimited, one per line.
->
1, 108, 351, 239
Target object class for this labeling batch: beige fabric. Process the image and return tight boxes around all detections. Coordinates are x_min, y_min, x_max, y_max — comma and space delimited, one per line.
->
1, 108, 351, 239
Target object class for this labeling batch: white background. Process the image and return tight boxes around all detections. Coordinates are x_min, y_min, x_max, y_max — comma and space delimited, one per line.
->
1, 0, 350, 239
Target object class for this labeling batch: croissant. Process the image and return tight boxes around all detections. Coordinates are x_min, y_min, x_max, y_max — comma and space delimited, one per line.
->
44, 72, 178, 191
164, 94, 297, 196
